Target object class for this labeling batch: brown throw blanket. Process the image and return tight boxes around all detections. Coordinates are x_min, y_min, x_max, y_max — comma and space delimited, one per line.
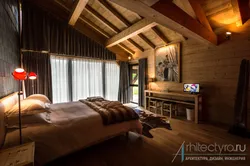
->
79, 99, 139, 125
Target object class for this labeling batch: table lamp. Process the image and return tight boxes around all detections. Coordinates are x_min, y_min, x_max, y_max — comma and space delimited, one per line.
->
12, 68, 27, 144
28, 72, 37, 94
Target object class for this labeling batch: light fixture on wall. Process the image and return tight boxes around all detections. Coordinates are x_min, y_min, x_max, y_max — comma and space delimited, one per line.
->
226, 32, 232, 40
12, 68, 27, 144
28, 72, 37, 94
128, 56, 132, 61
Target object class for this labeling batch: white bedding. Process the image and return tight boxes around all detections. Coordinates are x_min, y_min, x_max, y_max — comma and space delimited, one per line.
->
4, 101, 142, 165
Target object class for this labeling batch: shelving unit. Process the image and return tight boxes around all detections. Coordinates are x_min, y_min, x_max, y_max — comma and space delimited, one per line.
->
144, 90, 202, 123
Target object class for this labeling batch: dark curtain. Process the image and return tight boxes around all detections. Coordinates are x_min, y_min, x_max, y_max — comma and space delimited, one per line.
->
23, 52, 52, 101
118, 62, 130, 103
138, 58, 148, 106
22, 1, 116, 60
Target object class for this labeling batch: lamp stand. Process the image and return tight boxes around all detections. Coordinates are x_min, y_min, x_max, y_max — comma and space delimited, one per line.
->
18, 80, 22, 144
32, 79, 34, 94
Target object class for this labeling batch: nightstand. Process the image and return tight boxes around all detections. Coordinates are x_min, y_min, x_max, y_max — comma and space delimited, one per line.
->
0, 142, 35, 166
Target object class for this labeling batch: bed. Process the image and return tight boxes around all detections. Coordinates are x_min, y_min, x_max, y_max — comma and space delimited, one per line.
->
0, 93, 142, 165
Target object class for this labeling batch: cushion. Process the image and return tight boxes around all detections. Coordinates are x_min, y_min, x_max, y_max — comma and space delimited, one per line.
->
26, 94, 51, 104
6, 99, 50, 117
7, 112, 51, 129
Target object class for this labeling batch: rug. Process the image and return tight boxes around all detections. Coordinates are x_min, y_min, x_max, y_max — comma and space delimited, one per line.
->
124, 104, 172, 138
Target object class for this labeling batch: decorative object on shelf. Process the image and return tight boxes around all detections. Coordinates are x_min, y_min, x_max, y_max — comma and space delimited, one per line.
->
12, 68, 27, 144
28, 72, 37, 94
148, 77, 155, 90
155, 43, 181, 82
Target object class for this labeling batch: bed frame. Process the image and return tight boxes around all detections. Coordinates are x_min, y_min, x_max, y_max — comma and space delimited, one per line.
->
0, 92, 18, 148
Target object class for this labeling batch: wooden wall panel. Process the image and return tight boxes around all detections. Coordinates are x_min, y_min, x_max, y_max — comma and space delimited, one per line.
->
0, 0, 19, 98
133, 21, 250, 127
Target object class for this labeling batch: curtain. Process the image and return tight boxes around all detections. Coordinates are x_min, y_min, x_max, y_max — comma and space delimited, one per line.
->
118, 62, 130, 103
72, 59, 103, 101
51, 56, 119, 103
105, 62, 120, 101
138, 58, 148, 106
22, 1, 116, 60
23, 52, 52, 101
50, 56, 70, 103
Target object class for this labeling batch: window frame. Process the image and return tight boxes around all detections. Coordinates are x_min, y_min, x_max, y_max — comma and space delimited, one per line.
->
129, 64, 139, 104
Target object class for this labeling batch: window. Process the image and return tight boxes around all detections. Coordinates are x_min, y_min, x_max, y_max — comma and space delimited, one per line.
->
129, 64, 138, 103
51, 55, 120, 103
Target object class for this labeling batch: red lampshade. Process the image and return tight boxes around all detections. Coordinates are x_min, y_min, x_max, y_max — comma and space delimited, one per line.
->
12, 68, 27, 80
28, 72, 37, 80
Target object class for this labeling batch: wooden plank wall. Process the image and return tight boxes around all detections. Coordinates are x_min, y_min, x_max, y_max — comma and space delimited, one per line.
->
133, 20, 250, 127
0, 0, 19, 98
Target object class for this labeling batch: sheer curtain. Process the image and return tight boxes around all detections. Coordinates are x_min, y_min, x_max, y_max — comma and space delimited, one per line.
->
105, 61, 120, 101
51, 55, 120, 103
51, 55, 70, 103
72, 59, 103, 101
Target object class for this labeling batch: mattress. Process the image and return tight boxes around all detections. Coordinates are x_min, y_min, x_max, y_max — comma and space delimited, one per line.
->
4, 101, 142, 165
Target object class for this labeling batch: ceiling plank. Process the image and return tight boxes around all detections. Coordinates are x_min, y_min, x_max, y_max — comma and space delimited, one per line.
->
118, 43, 135, 55
151, 26, 169, 44
68, 0, 89, 25
127, 39, 144, 51
106, 19, 157, 47
98, 0, 148, 51
85, 5, 120, 33
98, 0, 155, 49
109, 0, 218, 45
54, 0, 131, 56
231, 0, 250, 26
173, 0, 196, 19
138, 34, 156, 48
85, 4, 144, 52
98, 0, 131, 27
188, 0, 213, 32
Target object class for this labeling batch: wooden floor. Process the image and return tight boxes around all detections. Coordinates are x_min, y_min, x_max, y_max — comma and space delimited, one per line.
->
47, 119, 250, 166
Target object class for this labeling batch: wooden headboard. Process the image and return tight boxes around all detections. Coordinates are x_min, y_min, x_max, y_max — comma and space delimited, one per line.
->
0, 92, 18, 148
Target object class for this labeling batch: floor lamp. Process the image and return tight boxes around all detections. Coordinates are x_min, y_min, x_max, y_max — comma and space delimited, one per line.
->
28, 72, 37, 94
12, 68, 27, 145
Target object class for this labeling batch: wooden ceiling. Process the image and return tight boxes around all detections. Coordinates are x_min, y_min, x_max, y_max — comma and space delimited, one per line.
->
26, 0, 250, 60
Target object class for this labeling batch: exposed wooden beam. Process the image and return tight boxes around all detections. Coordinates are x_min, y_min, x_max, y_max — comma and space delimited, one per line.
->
68, 0, 89, 25
188, 0, 213, 32
109, 0, 218, 45
118, 43, 135, 55
231, 0, 250, 27
138, 34, 156, 48
151, 26, 169, 44
127, 39, 144, 52
54, 0, 131, 56
99, 0, 155, 50
106, 19, 157, 47
98, 0, 131, 27
85, 5, 120, 33
85, 4, 143, 52
173, 0, 196, 19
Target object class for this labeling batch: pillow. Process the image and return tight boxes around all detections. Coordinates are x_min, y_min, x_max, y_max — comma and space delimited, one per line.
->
26, 94, 51, 104
6, 112, 51, 129
6, 99, 50, 117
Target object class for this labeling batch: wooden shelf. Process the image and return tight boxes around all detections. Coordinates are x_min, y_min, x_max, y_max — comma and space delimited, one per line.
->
146, 96, 195, 106
144, 90, 202, 124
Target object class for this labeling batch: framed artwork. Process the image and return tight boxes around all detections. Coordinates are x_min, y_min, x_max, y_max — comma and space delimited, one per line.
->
155, 43, 181, 82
